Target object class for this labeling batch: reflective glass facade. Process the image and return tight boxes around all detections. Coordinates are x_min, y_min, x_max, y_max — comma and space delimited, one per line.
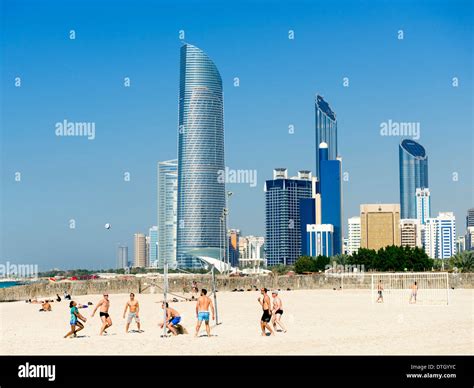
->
399, 139, 429, 219
315, 95, 337, 180
177, 44, 225, 268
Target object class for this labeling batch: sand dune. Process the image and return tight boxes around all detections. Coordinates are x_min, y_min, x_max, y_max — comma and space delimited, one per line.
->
0, 289, 472, 355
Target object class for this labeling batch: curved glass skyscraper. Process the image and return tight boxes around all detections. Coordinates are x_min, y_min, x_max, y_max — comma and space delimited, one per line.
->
176, 44, 225, 268
399, 139, 429, 219
315, 95, 337, 181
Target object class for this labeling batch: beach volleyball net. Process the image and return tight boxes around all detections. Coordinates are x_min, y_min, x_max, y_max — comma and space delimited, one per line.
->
371, 273, 449, 305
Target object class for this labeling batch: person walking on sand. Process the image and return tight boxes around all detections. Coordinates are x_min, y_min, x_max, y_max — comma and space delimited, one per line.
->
91, 293, 112, 335
123, 293, 141, 333
195, 289, 215, 337
409, 281, 418, 304
159, 302, 181, 336
377, 280, 384, 303
271, 290, 287, 333
258, 288, 274, 336
64, 301, 87, 338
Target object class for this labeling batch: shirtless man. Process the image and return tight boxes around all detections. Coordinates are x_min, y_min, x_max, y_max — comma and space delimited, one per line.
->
123, 293, 141, 333
195, 289, 215, 337
377, 280, 384, 303
271, 290, 287, 333
159, 302, 181, 336
409, 281, 418, 304
91, 293, 112, 335
257, 288, 274, 336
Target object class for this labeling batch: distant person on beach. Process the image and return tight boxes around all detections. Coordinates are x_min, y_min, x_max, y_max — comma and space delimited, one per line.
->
409, 281, 418, 304
271, 290, 287, 333
377, 280, 384, 303
39, 301, 52, 312
123, 293, 141, 333
56, 294, 62, 302
64, 291, 71, 300
159, 302, 181, 336
91, 293, 112, 335
191, 280, 199, 300
195, 289, 215, 337
64, 301, 87, 338
257, 288, 274, 336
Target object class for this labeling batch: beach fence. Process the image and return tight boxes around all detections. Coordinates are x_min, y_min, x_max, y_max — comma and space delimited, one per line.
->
0, 272, 472, 302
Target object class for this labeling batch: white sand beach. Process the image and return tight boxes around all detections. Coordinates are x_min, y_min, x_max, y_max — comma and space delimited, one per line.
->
0, 289, 472, 355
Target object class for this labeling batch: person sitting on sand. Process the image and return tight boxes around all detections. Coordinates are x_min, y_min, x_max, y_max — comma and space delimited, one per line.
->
39, 301, 52, 312
271, 290, 287, 333
56, 294, 62, 302
159, 302, 181, 336
123, 293, 141, 333
64, 301, 87, 338
195, 289, 215, 337
64, 291, 71, 300
191, 280, 199, 300
258, 288, 274, 336
91, 293, 112, 336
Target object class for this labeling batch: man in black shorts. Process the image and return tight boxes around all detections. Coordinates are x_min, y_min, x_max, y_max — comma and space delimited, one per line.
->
91, 293, 113, 335
257, 288, 274, 336
271, 290, 287, 333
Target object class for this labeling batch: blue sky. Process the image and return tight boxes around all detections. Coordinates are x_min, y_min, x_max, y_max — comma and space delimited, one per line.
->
1, 0, 472, 270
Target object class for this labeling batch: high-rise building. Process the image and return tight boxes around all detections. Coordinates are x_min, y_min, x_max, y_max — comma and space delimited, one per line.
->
347, 216, 361, 255
228, 229, 240, 267
145, 235, 150, 267
399, 139, 429, 219
176, 44, 225, 268
116, 246, 128, 269
466, 208, 474, 228
148, 226, 158, 267
400, 219, 422, 248
158, 159, 178, 269
415, 188, 431, 225
360, 204, 401, 250
319, 143, 343, 254
423, 212, 456, 259
464, 227, 474, 251
238, 235, 265, 271
306, 224, 333, 257
133, 233, 147, 268
265, 169, 313, 266
315, 95, 337, 181
456, 235, 466, 253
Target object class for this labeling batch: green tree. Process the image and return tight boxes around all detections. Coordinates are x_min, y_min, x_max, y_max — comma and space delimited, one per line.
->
449, 251, 474, 272
294, 256, 316, 274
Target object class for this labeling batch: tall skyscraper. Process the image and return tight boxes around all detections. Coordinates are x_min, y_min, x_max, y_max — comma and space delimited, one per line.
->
400, 219, 422, 248
423, 212, 456, 259
319, 143, 343, 254
116, 245, 128, 269
265, 169, 313, 266
315, 95, 337, 181
415, 188, 431, 225
399, 139, 429, 219
133, 233, 146, 268
158, 160, 178, 269
176, 44, 225, 268
360, 204, 401, 250
148, 226, 158, 267
347, 216, 361, 255
466, 208, 474, 228
464, 227, 474, 251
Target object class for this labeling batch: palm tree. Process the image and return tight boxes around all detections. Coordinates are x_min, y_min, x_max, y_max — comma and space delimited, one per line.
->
449, 251, 474, 272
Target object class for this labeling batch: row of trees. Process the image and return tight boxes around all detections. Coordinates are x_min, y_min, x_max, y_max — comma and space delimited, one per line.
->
294, 245, 435, 274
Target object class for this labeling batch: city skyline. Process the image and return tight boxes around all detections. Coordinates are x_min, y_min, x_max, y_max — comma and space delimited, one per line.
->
1, 0, 472, 270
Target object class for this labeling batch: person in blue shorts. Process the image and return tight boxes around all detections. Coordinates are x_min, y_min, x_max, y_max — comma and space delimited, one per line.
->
159, 302, 181, 336
64, 301, 87, 338
195, 289, 215, 337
